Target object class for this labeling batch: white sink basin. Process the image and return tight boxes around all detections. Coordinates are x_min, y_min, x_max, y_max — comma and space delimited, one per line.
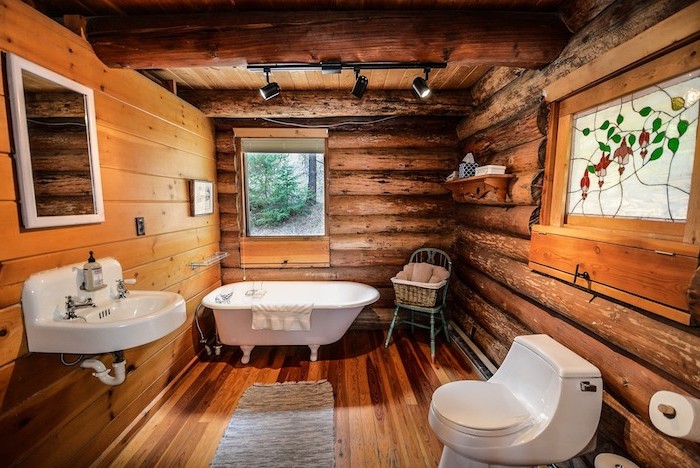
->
22, 258, 187, 354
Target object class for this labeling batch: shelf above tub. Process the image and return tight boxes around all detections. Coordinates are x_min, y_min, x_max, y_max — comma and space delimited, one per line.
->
189, 252, 230, 269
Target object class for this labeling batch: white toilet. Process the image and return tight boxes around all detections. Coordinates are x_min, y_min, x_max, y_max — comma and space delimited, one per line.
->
429, 334, 602, 468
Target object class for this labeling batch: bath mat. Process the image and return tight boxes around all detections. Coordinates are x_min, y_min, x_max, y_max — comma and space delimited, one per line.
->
210, 380, 335, 467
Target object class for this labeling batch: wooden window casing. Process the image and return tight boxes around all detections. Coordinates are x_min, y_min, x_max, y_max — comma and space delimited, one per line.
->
531, 38, 700, 326
235, 128, 330, 268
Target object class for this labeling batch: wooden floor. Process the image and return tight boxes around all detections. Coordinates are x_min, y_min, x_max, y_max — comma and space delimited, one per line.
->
101, 329, 479, 467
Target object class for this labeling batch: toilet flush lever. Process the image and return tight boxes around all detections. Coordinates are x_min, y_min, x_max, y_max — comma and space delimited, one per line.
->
580, 381, 597, 392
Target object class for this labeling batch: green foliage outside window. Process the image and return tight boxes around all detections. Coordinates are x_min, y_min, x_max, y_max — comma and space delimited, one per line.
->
246, 153, 314, 226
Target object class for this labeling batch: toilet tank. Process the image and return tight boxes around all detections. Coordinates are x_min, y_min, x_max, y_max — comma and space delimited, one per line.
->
490, 335, 601, 415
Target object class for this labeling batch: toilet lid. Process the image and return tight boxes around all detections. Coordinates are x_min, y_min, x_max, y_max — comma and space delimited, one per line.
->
431, 381, 532, 436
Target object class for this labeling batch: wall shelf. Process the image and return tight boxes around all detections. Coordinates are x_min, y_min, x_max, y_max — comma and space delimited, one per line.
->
444, 174, 514, 203
189, 252, 230, 269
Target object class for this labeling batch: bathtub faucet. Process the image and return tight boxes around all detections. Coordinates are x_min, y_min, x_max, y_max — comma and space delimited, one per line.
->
245, 281, 266, 298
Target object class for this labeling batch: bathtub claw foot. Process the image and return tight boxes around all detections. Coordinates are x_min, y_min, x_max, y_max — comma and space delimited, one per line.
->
240, 345, 254, 364
309, 345, 320, 362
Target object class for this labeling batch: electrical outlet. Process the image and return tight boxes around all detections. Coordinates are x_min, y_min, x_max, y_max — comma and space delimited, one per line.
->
135, 217, 145, 236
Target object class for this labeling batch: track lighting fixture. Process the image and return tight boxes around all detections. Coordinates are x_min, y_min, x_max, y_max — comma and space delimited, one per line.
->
259, 68, 280, 101
351, 68, 368, 99
248, 62, 445, 99
412, 68, 431, 99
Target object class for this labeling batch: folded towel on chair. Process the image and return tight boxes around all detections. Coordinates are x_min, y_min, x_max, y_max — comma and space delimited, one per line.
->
251, 303, 314, 331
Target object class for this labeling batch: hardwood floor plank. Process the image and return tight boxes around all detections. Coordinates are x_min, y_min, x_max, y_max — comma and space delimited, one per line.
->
108, 330, 476, 467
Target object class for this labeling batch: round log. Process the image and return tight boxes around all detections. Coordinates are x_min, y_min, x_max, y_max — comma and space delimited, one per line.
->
179, 89, 472, 118
456, 0, 695, 139
452, 280, 532, 343
216, 172, 236, 195
601, 393, 700, 466
454, 241, 700, 392
454, 227, 530, 263
330, 249, 413, 267
456, 205, 538, 238
329, 195, 454, 217
329, 131, 458, 149
474, 137, 545, 173
451, 311, 509, 365
470, 66, 527, 106
328, 148, 458, 172
329, 215, 452, 235
328, 171, 449, 196
461, 102, 548, 157
330, 233, 451, 252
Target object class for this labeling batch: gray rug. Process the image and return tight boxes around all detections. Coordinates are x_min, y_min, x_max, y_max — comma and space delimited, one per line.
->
210, 380, 335, 467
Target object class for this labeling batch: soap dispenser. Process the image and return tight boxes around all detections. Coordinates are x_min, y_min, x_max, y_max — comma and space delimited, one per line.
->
82, 251, 105, 291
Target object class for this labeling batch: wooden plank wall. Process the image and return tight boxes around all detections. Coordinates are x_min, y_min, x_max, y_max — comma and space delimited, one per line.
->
0, 0, 219, 465
215, 117, 460, 327
451, 0, 700, 465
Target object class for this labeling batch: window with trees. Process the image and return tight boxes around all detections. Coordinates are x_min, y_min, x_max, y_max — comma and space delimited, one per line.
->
236, 129, 329, 268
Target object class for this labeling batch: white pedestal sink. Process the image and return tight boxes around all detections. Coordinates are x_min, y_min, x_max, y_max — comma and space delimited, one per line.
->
22, 257, 186, 354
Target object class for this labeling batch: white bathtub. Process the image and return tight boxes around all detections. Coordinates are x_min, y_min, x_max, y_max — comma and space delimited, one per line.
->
201, 281, 380, 363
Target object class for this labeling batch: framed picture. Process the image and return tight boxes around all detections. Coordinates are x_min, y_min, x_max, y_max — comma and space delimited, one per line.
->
189, 179, 214, 216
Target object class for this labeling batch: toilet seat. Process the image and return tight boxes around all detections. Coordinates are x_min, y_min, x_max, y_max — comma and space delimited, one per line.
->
431, 381, 532, 437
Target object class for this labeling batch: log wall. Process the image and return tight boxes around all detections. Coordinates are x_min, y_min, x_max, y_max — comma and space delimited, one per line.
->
215, 117, 460, 327
0, 0, 218, 465
450, 0, 700, 465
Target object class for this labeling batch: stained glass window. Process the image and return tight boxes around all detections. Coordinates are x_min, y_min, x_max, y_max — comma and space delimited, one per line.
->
567, 70, 699, 222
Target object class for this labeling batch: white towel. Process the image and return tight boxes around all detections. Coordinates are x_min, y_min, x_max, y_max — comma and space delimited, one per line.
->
251, 303, 314, 331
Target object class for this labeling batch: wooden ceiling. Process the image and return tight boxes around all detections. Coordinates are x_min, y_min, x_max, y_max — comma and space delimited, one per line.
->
26, 0, 569, 94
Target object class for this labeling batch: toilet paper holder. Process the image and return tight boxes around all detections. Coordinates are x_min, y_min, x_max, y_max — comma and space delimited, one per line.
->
657, 403, 677, 419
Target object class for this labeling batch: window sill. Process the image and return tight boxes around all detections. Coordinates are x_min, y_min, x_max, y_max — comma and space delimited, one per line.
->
240, 236, 330, 268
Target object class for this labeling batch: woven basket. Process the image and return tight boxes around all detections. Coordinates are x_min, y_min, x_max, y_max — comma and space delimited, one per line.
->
391, 278, 446, 307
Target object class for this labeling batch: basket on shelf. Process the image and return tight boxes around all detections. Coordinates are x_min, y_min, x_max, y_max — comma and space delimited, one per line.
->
390, 278, 447, 308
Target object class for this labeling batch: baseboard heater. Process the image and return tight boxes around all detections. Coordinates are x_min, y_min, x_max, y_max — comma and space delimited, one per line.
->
447, 320, 496, 380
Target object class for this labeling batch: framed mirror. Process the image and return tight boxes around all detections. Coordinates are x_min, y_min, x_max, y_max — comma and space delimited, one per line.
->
5, 53, 104, 228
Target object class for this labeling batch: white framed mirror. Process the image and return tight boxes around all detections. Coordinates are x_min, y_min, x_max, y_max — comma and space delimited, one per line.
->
5, 53, 104, 228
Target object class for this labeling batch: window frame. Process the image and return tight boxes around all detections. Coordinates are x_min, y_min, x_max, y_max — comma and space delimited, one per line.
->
531, 38, 700, 326
234, 128, 330, 268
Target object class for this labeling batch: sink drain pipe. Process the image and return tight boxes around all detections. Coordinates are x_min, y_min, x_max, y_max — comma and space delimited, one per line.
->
80, 351, 126, 386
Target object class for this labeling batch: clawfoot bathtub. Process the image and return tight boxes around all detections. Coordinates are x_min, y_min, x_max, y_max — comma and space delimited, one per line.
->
201, 281, 380, 363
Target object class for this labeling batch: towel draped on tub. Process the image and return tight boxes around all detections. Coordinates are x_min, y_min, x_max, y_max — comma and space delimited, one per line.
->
251, 303, 314, 331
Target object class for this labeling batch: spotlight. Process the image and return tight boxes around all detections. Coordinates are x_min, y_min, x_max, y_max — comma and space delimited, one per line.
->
351, 69, 368, 99
412, 68, 432, 99
259, 69, 280, 101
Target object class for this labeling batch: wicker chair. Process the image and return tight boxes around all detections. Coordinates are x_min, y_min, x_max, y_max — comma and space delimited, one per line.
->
384, 248, 451, 361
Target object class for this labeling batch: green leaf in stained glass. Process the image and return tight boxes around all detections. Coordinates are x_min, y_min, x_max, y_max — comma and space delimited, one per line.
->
639, 107, 652, 117
607, 127, 615, 139
611, 134, 622, 143
616, 114, 624, 125
668, 138, 679, 154
598, 142, 611, 153
587, 165, 595, 174
652, 131, 666, 144
628, 134, 636, 146
649, 147, 664, 161
678, 120, 689, 137
600, 120, 610, 130
652, 117, 662, 132
582, 128, 591, 136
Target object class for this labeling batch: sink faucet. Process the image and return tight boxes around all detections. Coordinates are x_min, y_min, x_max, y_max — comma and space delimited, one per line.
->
65, 296, 95, 319
115, 278, 136, 299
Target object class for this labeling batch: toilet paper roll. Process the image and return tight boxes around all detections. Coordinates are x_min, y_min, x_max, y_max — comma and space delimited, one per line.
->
649, 390, 700, 442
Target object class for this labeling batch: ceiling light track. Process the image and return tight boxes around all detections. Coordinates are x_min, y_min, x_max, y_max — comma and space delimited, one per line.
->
249, 62, 445, 100
247, 62, 447, 73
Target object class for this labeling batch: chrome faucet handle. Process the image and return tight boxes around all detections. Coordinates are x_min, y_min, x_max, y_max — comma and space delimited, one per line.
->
116, 279, 136, 299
